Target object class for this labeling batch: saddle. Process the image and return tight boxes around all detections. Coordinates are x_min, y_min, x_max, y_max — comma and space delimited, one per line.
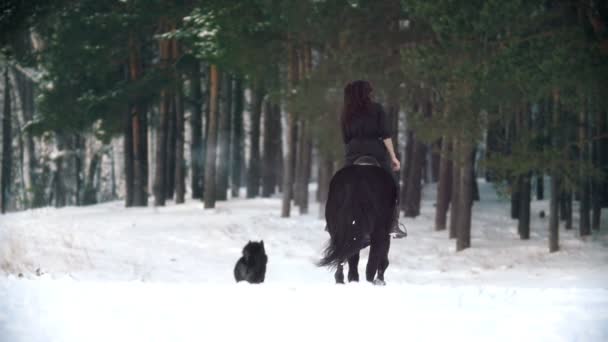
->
353, 155, 381, 167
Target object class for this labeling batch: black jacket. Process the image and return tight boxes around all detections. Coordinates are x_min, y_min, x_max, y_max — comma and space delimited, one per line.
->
342, 102, 391, 144
342, 102, 392, 172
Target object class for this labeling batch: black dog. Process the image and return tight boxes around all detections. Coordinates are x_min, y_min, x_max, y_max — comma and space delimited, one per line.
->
234, 241, 267, 283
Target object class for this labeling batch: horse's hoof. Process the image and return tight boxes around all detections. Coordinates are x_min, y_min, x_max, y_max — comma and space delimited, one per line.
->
372, 279, 386, 286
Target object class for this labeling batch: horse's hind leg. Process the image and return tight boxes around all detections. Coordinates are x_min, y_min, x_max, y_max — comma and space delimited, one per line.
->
347, 252, 360, 282
335, 263, 345, 284
376, 239, 391, 283
366, 237, 390, 285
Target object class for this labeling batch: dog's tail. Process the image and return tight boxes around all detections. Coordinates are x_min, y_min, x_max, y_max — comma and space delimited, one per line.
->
318, 172, 374, 268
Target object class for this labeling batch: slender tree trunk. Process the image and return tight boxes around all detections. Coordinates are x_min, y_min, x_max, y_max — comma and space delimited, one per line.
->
449, 137, 461, 239
435, 138, 452, 231
247, 83, 264, 198
560, 189, 568, 221
294, 123, 304, 207
190, 62, 203, 199
127, 34, 148, 206
217, 73, 232, 201
153, 23, 172, 206
289, 122, 298, 201
518, 173, 532, 239
231, 76, 244, 198
54, 133, 66, 208
299, 125, 312, 214
1, 67, 12, 213
276, 104, 284, 194
565, 191, 573, 229
471, 147, 479, 201
13, 68, 41, 208
549, 89, 561, 252
317, 155, 334, 219
404, 133, 425, 217
74, 134, 83, 206
166, 96, 177, 200
110, 146, 117, 199
201, 69, 210, 197
83, 151, 100, 205
282, 40, 298, 217
262, 99, 279, 197
579, 100, 591, 236
174, 72, 186, 204
400, 128, 413, 211
549, 176, 560, 252
591, 110, 606, 231
431, 140, 441, 183
456, 138, 473, 251
204, 65, 220, 209
536, 172, 544, 200
511, 177, 521, 220
124, 105, 135, 207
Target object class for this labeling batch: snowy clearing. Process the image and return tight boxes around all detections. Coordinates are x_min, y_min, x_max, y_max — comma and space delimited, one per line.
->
1, 181, 607, 341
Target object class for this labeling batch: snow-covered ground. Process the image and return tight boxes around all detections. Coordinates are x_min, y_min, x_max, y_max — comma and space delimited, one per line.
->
1, 180, 607, 341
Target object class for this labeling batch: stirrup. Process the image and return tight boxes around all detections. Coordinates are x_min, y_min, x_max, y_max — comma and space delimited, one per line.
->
390, 223, 408, 239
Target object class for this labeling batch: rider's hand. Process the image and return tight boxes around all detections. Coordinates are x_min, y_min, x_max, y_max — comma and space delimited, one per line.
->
391, 158, 400, 171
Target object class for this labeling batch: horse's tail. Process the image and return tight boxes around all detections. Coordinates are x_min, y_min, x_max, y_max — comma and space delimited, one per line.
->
318, 172, 373, 268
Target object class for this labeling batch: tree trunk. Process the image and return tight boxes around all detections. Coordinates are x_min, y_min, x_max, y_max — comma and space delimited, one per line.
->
124, 105, 135, 207
299, 125, 313, 214
174, 71, 186, 204
564, 191, 573, 229
54, 133, 66, 208
449, 137, 461, 239
203, 65, 220, 209
317, 155, 334, 219
591, 110, 606, 231
431, 140, 441, 183
549, 89, 560, 252
456, 138, 473, 251
262, 99, 280, 197
435, 138, 452, 231
289, 122, 298, 201
231, 76, 244, 198
518, 173, 531, 240
217, 73, 232, 201
400, 129, 413, 211
276, 104, 285, 194
153, 23, 172, 206
247, 83, 264, 199
74, 134, 83, 206
549, 176, 560, 252
579, 101, 591, 236
471, 147, 479, 201
190, 61, 203, 199
166, 96, 177, 200
536, 172, 544, 200
1, 67, 12, 213
511, 177, 521, 220
128, 34, 148, 207
404, 133, 425, 217
281, 40, 298, 217
110, 145, 117, 199
13, 67, 42, 208
294, 123, 304, 207
83, 151, 100, 205
201, 69, 210, 197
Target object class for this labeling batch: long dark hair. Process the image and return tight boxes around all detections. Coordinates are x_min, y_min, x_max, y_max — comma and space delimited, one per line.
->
341, 80, 373, 127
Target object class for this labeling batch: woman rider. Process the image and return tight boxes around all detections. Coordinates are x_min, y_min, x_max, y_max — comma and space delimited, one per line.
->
340, 80, 407, 238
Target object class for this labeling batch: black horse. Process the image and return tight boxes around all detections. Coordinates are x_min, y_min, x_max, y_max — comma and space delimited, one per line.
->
318, 160, 397, 285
